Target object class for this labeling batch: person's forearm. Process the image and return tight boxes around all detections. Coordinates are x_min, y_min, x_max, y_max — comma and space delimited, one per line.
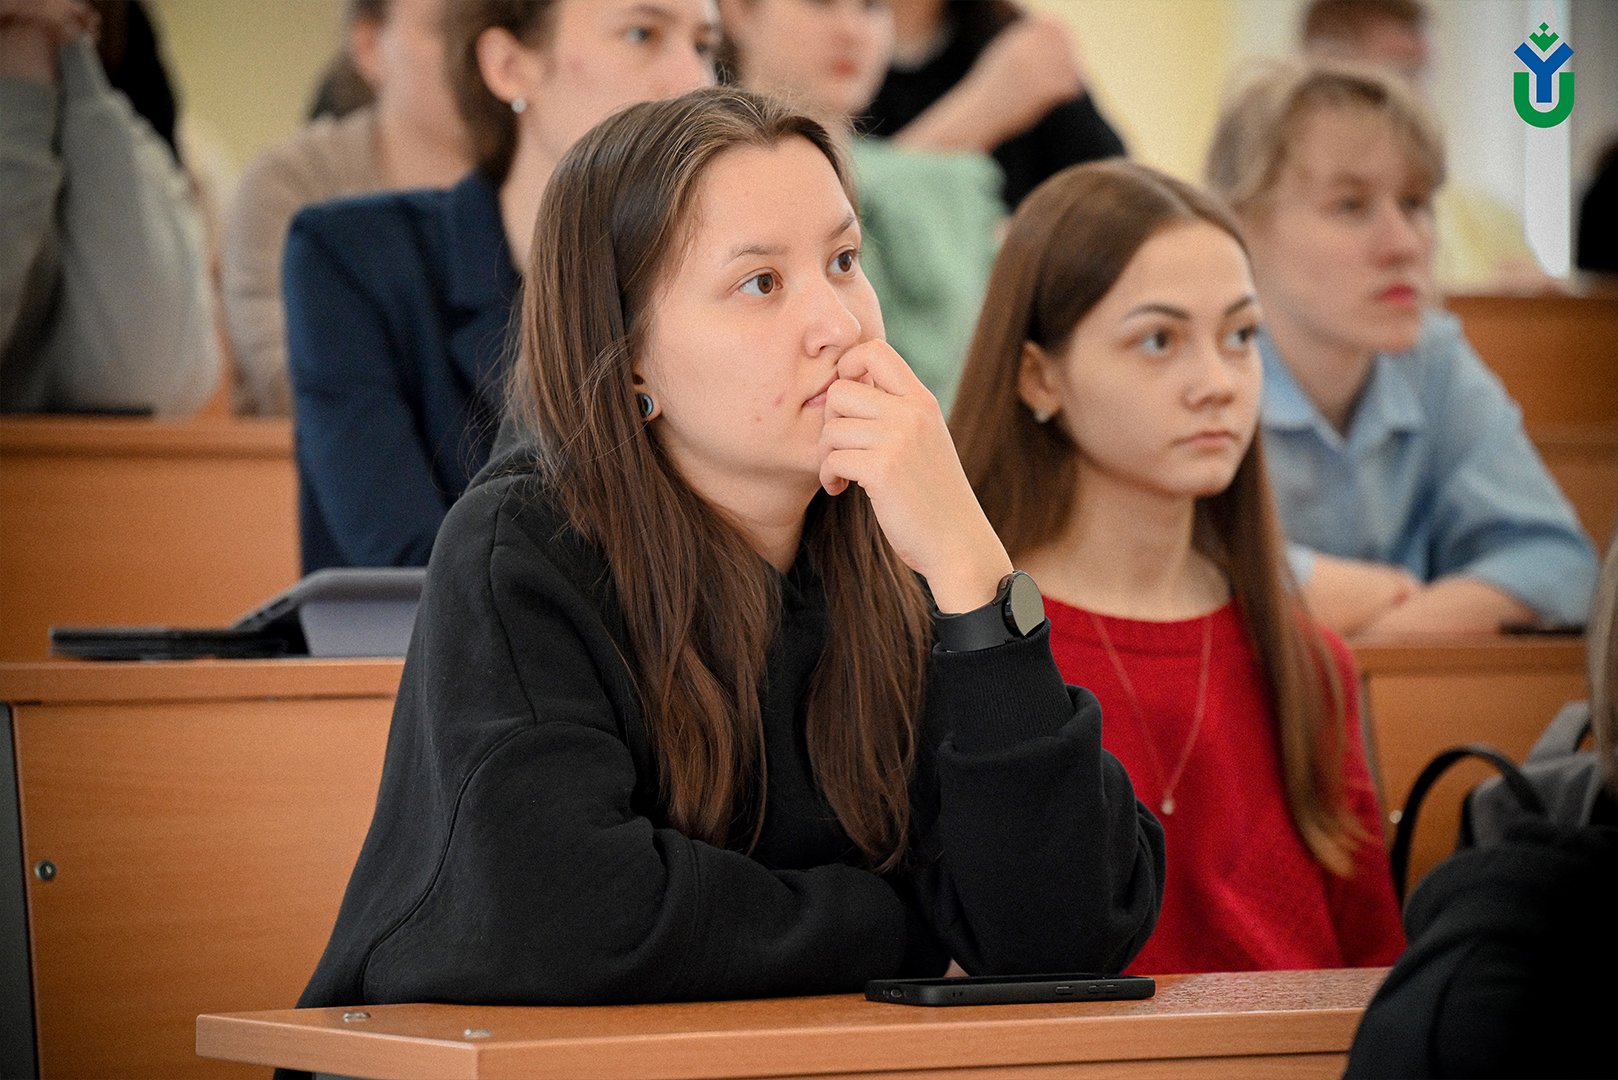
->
1300, 553, 1417, 638
1359, 576, 1535, 636
892, 79, 1011, 154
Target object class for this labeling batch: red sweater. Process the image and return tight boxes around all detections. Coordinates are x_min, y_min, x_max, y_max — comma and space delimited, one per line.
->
1046, 597, 1404, 974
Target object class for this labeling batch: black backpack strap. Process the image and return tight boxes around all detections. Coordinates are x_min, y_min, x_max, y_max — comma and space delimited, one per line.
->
1389, 743, 1545, 904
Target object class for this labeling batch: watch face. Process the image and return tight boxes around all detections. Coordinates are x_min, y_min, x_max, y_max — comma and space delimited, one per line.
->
1005, 571, 1045, 636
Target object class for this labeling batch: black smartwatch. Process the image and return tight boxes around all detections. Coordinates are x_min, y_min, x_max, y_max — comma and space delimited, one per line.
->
933, 570, 1046, 652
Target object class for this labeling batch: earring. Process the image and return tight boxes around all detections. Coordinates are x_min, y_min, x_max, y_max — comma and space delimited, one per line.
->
1032, 407, 1054, 424
510, 96, 527, 114
636, 392, 655, 419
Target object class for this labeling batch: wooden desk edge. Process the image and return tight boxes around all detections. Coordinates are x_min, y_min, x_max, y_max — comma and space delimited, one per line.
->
196, 970, 1387, 1080
0, 415, 291, 458
1351, 635, 1584, 675
0, 658, 405, 704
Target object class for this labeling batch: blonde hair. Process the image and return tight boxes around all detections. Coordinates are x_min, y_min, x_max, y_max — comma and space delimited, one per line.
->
1204, 58, 1445, 218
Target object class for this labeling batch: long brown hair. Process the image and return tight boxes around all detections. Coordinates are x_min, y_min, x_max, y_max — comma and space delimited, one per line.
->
508, 87, 931, 869
950, 159, 1363, 874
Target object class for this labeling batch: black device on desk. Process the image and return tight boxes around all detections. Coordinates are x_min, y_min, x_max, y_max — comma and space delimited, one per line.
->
866, 973, 1156, 1006
49, 568, 426, 660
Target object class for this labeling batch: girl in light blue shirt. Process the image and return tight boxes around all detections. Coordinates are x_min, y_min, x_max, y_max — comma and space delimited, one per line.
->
1205, 60, 1595, 635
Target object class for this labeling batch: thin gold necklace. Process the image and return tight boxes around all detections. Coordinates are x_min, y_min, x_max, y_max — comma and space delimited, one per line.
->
1086, 610, 1213, 817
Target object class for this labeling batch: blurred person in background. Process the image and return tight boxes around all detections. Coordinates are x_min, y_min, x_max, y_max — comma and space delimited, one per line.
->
222, 0, 471, 416
863, 0, 1125, 210
721, 0, 1002, 407
1206, 60, 1595, 636
284, 0, 718, 572
1300, 0, 1554, 294
1, 0, 219, 414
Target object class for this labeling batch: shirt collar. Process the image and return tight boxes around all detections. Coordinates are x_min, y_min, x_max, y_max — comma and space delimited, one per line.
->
1259, 328, 1425, 451
444, 169, 519, 312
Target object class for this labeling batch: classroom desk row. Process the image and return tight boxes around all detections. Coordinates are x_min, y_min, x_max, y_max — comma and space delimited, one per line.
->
2, 293, 1615, 664
0, 636, 1587, 1079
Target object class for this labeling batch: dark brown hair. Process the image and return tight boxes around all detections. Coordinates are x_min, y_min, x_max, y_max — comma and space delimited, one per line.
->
509, 87, 931, 869
445, 0, 558, 183
950, 159, 1363, 874
1301, 0, 1427, 46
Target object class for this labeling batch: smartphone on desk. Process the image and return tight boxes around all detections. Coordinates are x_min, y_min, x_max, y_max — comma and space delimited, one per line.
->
865, 972, 1155, 1006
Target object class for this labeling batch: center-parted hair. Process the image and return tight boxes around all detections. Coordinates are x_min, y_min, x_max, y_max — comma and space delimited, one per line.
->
1204, 58, 1445, 220
508, 87, 932, 869
950, 159, 1364, 875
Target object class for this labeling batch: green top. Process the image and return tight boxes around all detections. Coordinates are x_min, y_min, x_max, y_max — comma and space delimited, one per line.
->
851, 139, 1003, 410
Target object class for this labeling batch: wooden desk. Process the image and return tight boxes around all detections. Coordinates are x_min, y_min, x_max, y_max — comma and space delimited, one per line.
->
0, 416, 300, 660
1351, 635, 1587, 890
196, 967, 1387, 1080
1, 658, 402, 1079
1534, 423, 1618, 547
1445, 294, 1618, 545
1446, 292, 1618, 432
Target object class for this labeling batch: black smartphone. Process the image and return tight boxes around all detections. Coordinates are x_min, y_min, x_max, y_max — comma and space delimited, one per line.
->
865, 972, 1155, 1006
1499, 619, 1584, 636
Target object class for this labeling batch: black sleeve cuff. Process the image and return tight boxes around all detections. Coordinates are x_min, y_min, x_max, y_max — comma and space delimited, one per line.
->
928, 621, 1079, 754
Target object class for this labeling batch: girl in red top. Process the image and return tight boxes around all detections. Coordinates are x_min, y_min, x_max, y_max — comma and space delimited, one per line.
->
951, 159, 1403, 973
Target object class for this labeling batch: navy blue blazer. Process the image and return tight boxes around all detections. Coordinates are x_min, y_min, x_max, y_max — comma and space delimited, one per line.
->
284, 170, 520, 572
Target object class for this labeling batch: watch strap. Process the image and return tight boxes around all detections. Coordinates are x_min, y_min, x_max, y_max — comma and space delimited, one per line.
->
933, 571, 1045, 652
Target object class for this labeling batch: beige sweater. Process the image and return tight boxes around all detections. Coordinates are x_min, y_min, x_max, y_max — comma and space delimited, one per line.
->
221, 108, 382, 416
1, 40, 219, 414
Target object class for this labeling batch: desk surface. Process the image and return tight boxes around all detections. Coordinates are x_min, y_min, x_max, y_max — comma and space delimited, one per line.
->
0, 657, 404, 704
0, 413, 292, 457
197, 968, 1386, 1080
1351, 633, 1585, 674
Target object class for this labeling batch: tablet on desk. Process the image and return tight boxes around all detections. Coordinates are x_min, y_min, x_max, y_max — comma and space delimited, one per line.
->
50, 567, 426, 660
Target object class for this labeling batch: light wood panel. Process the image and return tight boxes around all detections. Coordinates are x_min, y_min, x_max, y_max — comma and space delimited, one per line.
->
1447, 293, 1618, 432
0, 416, 299, 660
197, 967, 1387, 1080
1537, 425, 1618, 547
1447, 294, 1618, 547
3, 659, 400, 1080
1350, 635, 1587, 891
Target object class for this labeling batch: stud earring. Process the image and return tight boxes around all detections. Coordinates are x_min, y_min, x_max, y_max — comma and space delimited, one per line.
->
1032, 407, 1054, 424
510, 96, 527, 114
636, 392, 655, 419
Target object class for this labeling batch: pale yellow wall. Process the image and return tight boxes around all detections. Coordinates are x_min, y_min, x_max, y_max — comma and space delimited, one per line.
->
1030, 0, 1237, 182
154, 0, 1238, 187
148, 0, 345, 174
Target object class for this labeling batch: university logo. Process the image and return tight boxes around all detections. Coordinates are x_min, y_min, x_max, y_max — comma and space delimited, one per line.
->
1514, 23, 1574, 128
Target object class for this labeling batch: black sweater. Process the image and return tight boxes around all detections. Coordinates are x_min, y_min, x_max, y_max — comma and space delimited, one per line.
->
1346, 810, 1617, 1078
293, 454, 1164, 1016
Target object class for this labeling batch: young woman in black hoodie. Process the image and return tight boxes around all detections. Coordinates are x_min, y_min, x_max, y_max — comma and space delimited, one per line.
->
293, 87, 1164, 1018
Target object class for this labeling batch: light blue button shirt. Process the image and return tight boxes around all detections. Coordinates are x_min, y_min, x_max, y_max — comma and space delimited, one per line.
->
1260, 311, 1597, 624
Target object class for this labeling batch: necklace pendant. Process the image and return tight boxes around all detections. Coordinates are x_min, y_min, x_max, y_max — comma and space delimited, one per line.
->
1160, 795, 1175, 815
